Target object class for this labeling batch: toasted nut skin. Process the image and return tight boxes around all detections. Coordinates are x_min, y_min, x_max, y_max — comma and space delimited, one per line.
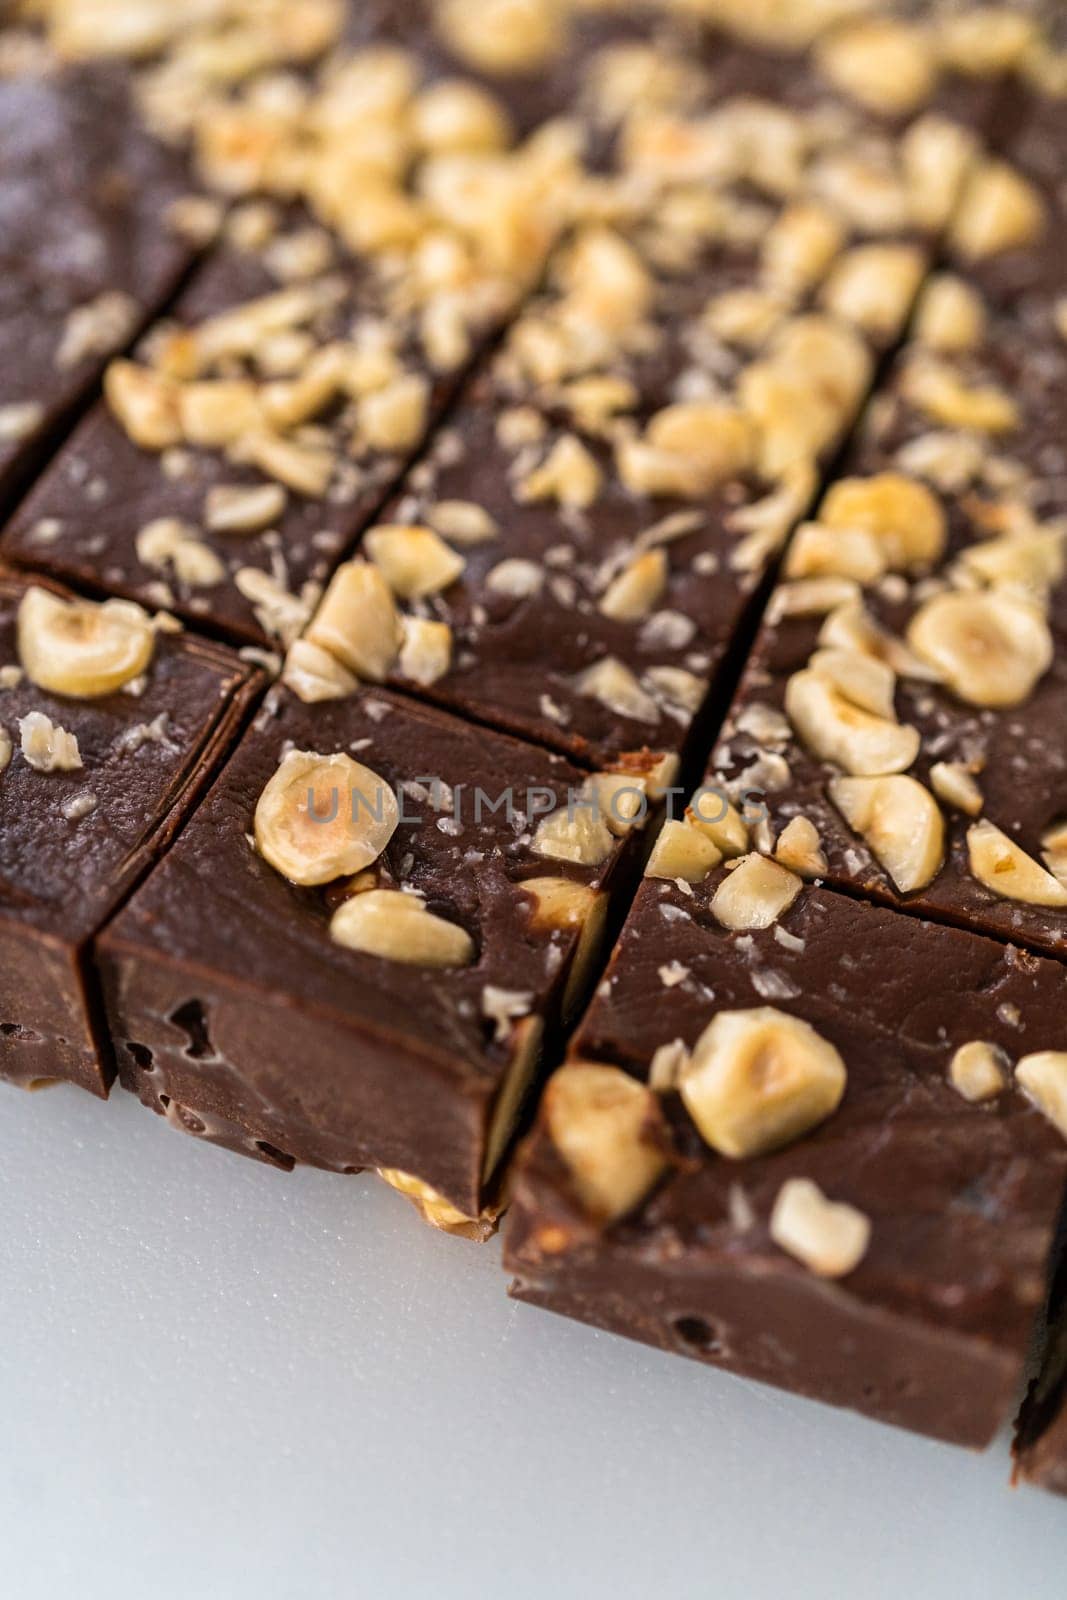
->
1015, 1053, 1067, 1141
645, 819, 721, 884
710, 853, 803, 930
364, 524, 465, 600
949, 1041, 1008, 1103
18, 586, 155, 698
907, 591, 1052, 708
829, 775, 944, 893
255, 750, 399, 886
544, 1063, 667, 1223
819, 473, 946, 572
330, 889, 474, 967
785, 668, 920, 776
679, 1007, 847, 1160
967, 821, 1067, 908
775, 816, 827, 878
770, 1178, 870, 1278
306, 560, 401, 681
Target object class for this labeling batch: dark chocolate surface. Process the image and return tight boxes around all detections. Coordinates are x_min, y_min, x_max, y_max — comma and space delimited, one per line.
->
0, 57, 194, 506
506, 876, 1067, 1445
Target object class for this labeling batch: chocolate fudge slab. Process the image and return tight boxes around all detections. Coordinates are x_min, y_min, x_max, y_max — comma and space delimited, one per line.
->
308, 75, 982, 769
0, 571, 257, 1096
1, 214, 481, 649
0, 52, 195, 509
708, 266, 1067, 960
98, 686, 650, 1221
505, 875, 1067, 1446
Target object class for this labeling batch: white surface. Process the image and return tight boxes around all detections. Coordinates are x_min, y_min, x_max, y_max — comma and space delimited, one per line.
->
1, 1081, 1065, 1600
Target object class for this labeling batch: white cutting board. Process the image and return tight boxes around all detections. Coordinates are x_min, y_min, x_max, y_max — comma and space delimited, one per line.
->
1, 1080, 1065, 1599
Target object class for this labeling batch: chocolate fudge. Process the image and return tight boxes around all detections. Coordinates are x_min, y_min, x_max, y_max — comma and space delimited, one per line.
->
708, 255, 1067, 959
2, 37, 574, 646
0, 570, 257, 1096
505, 869, 1067, 1446
98, 685, 661, 1229
292, 74, 983, 768
0, 47, 195, 509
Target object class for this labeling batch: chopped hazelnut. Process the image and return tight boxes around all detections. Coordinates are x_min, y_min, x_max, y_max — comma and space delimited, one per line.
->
709, 853, 803, 930
948, 1041, 1008, 1103
543, 1063, 667, 1224
331, 889, 474, 967
679, 1007, 847, 1160
254, 750, 399, 886
770, 1178, 870, 1278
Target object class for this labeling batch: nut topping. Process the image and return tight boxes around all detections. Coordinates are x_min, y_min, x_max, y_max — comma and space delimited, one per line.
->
929, 762, 983, 817
912, 275, 986, 353
769, 1178, 870, 1279
1015, 1053, 1067, 1142
709, 853, 803, 931
330, 889, 474, 967
17, 586, 155, 698
774, 816, 827, 879
599, 550, 668, 622
398, 617, 452, 686
816, 20, 937, 116
818, 472, 946, 573
543, 1063, 667, 1224
645, 819, 722, 884
907, 591, 1052, 708
305, 560, 401, 681
785, 667, 920, 776
18, 712, 82, 773
948, 1041, 1008, 1104
950, 160, 1046, 262
254, 750, 399, 886
281, 638, 358, 703
679, 1007, 847, 1161
967, 821, 1067, 908
829, 775, 945, 894
364, 524, 465, 600
533, 787, 615, 867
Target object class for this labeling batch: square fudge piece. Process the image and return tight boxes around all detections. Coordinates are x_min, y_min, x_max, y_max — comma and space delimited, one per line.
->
505, 867, 1067, 1447
3, 37, 574, 647
0, 571, 257, 1095
710, 260, 1067, 960
98, 686, 658, 1232
0, 50, 195, 508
